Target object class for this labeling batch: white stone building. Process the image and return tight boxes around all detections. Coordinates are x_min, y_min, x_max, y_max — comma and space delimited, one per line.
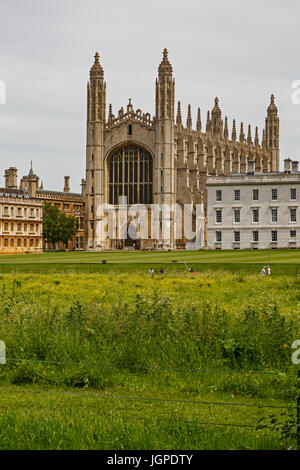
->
206, 159, 300, 250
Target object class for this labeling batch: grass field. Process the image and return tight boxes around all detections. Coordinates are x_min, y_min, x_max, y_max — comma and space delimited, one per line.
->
0, 249, 300, 277
0, 269, 299, 449
1, 249, 300, 264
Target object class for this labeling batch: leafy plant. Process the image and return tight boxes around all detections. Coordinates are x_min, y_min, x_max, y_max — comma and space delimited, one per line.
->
42, 202, 78, 249
256, 406, 299, 449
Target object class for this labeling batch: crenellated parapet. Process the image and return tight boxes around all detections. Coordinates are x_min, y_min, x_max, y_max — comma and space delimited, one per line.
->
105, 99, 154, 130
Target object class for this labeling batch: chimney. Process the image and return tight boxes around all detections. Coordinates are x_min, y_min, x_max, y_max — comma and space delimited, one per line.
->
4, 167, 18, 189
247, 160, 255, 174
28, 179, 38, 197
292, 161, 299, 172
284, 158, 292, 174
81, 178, 86, 197
64, 176, 70, 193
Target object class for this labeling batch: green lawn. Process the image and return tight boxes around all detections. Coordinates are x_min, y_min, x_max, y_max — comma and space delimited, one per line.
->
0, 249, 299, 264
0, 249, 300, 276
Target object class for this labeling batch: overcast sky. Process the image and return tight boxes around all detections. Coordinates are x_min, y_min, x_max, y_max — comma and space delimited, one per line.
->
1, 0, 300, 192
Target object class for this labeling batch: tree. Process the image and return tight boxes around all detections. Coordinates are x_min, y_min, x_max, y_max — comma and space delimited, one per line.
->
59, 211, 78, 247
43, 202, 78, 249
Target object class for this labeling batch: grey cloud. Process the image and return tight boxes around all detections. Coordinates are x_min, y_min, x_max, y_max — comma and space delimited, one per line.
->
0, 0, 300, 191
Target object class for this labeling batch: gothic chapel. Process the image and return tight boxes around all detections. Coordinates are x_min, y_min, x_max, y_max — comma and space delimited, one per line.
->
85, 49, 279, 250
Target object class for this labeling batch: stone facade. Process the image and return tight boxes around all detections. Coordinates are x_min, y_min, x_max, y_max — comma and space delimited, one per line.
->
0, 50, 286, 253
37, 188, 85, 251
2, 166, 85, 251
0, 170, 43, 254
85, 49, 279, 251
206, 161, 300, 250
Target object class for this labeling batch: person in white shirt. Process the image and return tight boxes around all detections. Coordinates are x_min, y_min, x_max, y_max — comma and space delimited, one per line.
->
267, 266, 271, 276
261, 266, 266, 276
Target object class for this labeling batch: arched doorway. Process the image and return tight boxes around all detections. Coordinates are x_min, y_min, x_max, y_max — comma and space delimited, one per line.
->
115, 221, 141, 249
125, 224, 140, 249
108, 143, 153, 205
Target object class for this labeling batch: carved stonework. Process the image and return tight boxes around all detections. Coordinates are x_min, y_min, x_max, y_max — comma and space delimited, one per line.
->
85, 50, 280, 251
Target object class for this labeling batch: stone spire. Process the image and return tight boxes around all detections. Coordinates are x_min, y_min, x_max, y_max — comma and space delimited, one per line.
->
176, 101, 182, 126
40, 181, 44, 190
265, 93, 279, 171
206, 111, 211, 134
158, 48, 173, 78
28, 160, 34, 177
156, 48, 175, 119
232, 119, 237, 142
212, 97, 221, 116
211, 97, 222, 136
255, 126, 260, 147
247, 124, 252, 145
196, 107, 201, 133
267, 94, 278, 116
108, 103, 113, 125
239, 122, 245, 143
224, 116, 228, 140
262, 129, 267, 152
88, 52, 106, 122
186, 104, 192, 130
89, 52, 104, 80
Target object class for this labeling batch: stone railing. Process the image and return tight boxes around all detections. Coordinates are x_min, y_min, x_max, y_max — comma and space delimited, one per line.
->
105, 102, 154, 130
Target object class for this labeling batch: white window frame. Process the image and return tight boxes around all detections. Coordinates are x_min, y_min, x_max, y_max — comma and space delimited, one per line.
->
215, 209, 222, 224
233, 208, 240, 224
271, 230, 278, 242
216, 231, 222, 242
252, 209, 259, 223
234, 189, 240, 201
271, 188, 278, 201
290, 207, 297, 223
216, 190, 222, 202
234, 231, 240, 242
271, 208, 278, 223
253, 189, 259, 201
290, 188, 296, 201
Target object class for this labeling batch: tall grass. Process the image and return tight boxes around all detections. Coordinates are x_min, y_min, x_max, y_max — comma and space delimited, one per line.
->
0, 272, 298, 393
0, 271, 299, 449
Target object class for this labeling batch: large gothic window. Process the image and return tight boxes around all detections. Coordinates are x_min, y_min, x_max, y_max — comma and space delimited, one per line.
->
108, 144, 153, 205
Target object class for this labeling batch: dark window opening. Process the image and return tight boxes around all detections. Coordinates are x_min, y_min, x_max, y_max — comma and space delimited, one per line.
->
108, 144, 153, 205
